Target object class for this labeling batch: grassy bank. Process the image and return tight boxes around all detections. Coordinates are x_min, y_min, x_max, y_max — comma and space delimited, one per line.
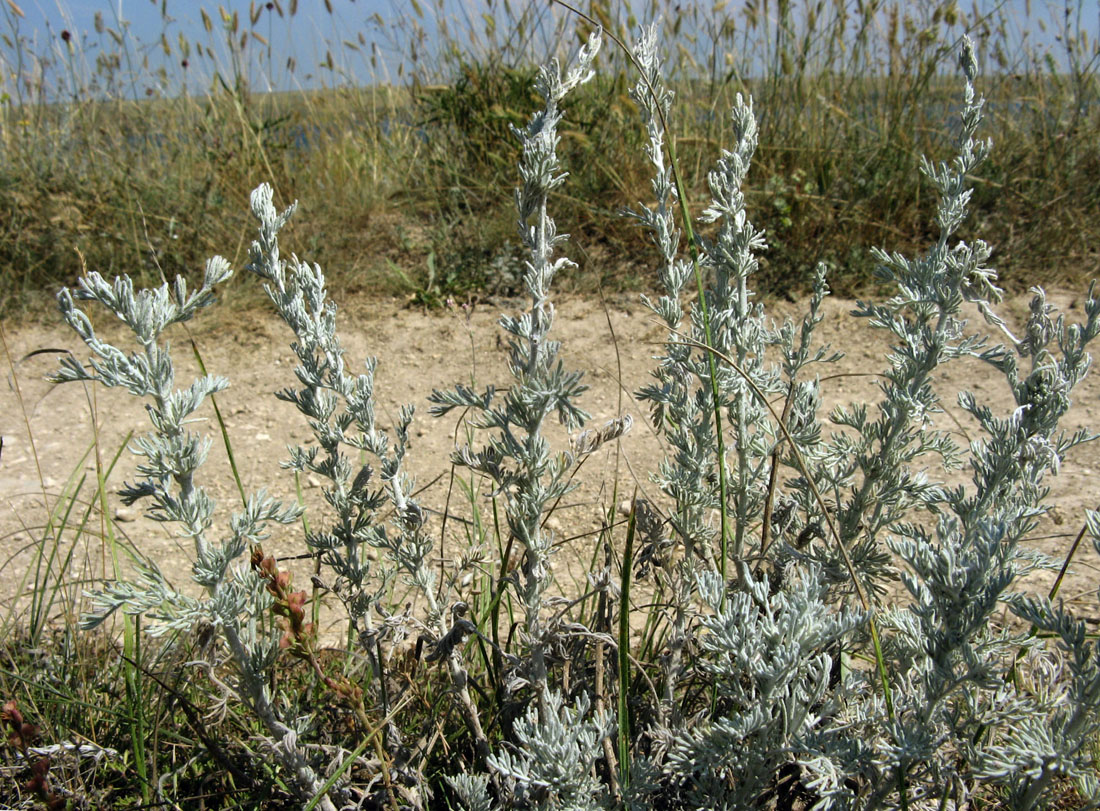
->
0, 0, 1097, 315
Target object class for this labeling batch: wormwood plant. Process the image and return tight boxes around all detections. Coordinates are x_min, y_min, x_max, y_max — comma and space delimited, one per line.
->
443, 26, 1100, 810
428, 30, 619, 806
47, 20, 1100, 811
621, 28, 1100, 811
50, 264, 341, 808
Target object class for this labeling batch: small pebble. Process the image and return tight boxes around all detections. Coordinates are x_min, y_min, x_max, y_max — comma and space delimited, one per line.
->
114, 507, 136, 523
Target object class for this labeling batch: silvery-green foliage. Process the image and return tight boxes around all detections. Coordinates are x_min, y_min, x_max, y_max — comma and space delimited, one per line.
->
979, 509, 1100, 806
54, 263, 232, 547
429, 29, 602, 697
818, 38, 998, 600
763, 262, 845, 587
818, 40, 1100, 809
244, 183, 500, 778
983, 600, 1100, 806
627, 29, 1100, 811
662, 564, 864, 809
628, 22, 840, 731
963, 283, 1100, 523
694, 88, 793, 568
623, 23, 710, 726
447, 773, 494, 811
623, 23, 709, 535
624, 23, 688, 313
245, 183, 438, 635
868, 279, 1099, 806
635, 81, 784, 568
866, 514, 1043, 808
626, 30, 834, 541
487, 689, 611, 811
52, 264, 338, 808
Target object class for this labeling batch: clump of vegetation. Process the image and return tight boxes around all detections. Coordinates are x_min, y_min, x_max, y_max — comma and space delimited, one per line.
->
0, 0, 1097, 314
3, 10, 1100, 811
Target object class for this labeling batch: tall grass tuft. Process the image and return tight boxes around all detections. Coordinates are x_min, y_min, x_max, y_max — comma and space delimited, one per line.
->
0, 0, 1097, 315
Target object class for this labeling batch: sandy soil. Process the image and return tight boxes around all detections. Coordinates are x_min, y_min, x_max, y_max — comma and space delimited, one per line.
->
2, 288, 1098, 635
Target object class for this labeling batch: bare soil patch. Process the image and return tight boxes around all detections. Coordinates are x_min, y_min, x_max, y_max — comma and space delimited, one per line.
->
2, 289, 1098, 635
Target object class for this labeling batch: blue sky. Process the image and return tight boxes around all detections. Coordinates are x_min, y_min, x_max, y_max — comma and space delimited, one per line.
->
4, 0, 1097, 99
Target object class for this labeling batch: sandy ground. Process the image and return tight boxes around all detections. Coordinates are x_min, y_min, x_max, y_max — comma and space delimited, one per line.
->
2, 287, 1099, 637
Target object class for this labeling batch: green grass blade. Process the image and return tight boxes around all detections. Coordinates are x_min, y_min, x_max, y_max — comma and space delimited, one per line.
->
617, 492, 637, 789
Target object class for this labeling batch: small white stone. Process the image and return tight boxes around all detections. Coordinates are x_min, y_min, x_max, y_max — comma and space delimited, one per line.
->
307, 475, 321, 489
114, 507, 136, 523
255, 433, 271, 441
